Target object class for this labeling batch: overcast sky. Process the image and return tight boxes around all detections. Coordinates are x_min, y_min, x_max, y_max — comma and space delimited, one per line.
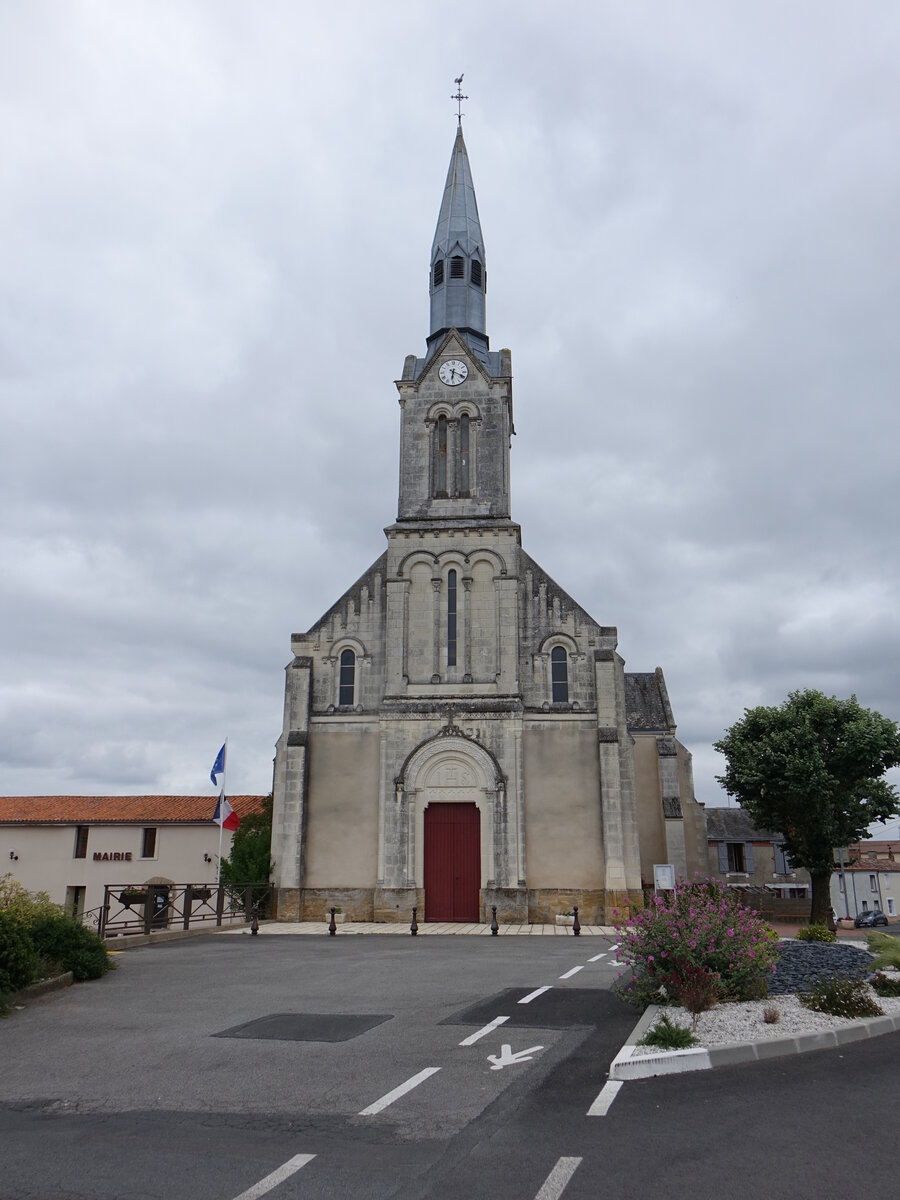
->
2, 1, 899, 831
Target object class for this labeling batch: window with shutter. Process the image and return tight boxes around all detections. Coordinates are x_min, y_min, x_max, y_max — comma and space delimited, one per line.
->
726, 843, 746, 872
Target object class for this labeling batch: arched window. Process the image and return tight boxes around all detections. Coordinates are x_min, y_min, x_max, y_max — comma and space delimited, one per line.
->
447, 569, 457, 667
339, 649, 356, 706
432, 259, 444, 287
458, 414, 470, 496
551, 646, 568, 704
435, 415, 448, 496
470, 260, 483, 288
450, 255, 465, 279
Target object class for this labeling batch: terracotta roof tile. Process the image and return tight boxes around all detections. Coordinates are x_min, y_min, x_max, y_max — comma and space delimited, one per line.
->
0, 795, 267, 825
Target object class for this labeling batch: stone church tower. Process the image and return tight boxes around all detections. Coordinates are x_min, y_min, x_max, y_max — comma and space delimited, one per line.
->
271, 123, 706, 924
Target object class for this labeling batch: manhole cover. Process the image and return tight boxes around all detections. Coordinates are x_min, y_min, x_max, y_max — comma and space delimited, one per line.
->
213, 1013, 392, 1042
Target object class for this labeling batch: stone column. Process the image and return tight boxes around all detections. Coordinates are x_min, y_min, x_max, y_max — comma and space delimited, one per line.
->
385, 579, 408, 692
462, 576, 473, 681
657, 735, 687, 880
431, 578, 442, 682
595, 650, 629, 915
271, 655, 313, 920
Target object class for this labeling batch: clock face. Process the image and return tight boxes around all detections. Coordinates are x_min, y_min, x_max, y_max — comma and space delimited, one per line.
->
439, 359, 468, 386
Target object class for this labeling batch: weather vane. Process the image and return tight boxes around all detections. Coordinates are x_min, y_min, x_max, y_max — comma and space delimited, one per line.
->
452, 74, 468, 125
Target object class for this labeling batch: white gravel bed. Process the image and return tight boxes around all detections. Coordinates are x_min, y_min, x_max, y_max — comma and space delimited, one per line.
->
631, 987, 900, 1056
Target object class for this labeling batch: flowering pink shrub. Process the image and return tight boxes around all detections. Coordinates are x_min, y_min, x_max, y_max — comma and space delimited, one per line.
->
616, 878, 779, 1009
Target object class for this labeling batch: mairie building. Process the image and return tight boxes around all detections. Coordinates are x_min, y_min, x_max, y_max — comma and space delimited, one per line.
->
271, 123, 707, 925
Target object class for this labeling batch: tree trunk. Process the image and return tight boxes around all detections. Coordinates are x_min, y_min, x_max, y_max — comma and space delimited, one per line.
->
809, 871, 833, 927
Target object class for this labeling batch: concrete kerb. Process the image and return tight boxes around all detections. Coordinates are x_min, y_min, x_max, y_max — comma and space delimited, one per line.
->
13, 972, 74, 1003
610, 1004, 900, 1081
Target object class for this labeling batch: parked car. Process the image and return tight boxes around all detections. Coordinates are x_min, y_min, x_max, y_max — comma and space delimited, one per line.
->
854, 909, 889, 928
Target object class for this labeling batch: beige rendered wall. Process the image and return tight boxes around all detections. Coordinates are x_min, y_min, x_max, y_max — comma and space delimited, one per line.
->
303, 727, 380, 887
522, 723, 603, 888
632, 734, 666, 885
1, 824, 232, 916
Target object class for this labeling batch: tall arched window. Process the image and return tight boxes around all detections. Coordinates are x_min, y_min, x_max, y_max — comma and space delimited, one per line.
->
447, 569, 457, 667
551, 646, 568, 704
339, 649, 356, 706
458, 414, 470, 496
435, 415, 448, 496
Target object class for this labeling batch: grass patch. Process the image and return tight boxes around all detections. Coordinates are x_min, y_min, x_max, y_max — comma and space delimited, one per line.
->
639, 1012, 698, 1050
867, 933, 900, 971
796, 925, 836, 943
800, 974, 883, 1019
870, 971, 900, 998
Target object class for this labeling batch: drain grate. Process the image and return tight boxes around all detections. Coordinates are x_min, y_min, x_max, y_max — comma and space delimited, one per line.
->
213, 1012, 392, 1042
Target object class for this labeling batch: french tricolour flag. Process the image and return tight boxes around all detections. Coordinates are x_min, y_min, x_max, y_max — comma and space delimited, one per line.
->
214, 793, 240, 832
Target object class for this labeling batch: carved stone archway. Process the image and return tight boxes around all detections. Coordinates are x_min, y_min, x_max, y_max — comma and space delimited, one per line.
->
398, 732, 507, 892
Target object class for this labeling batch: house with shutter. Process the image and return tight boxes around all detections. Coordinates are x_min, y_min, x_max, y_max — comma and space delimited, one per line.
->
0, 795, 267, 923
832, 840, 899, 921
706, 807, 810, 899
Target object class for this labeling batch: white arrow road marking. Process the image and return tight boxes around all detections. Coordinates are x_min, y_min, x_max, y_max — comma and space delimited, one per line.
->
587, 1080, 623, 1116
519, 985, 551, 1004
588, 952, 607, 962
559, 965, 583, 979
230, 1154, 315, 1200
487, 1043, 544, 1070
534, 1156, 582, 1199
359, 1067, 441, 1115
459, 1015, 509, 1046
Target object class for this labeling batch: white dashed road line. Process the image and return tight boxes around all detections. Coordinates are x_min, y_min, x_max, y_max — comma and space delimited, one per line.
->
587, 1080, 623, 1116
588, 952, 607, 962
559, 965, 584, 980
518, 985, 552, 1004
358, 1067, 441, 1116
534, 1156, 583, 1199
230, 1154, 316, 1200
459, 1016, 510, 1046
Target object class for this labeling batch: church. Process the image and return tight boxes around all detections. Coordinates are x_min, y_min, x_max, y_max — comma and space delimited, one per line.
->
270, 120, 707, 925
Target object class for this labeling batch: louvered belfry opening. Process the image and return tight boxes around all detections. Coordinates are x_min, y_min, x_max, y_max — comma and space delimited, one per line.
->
423, 802, 480, 921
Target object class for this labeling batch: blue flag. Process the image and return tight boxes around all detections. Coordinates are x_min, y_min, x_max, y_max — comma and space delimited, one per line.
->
210, 742, 226, 787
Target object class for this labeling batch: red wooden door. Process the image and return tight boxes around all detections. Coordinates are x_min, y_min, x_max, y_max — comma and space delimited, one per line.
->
424, 803, 481, 922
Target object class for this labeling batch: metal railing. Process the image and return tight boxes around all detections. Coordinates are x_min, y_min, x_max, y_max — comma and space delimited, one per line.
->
86, 883, 272, 938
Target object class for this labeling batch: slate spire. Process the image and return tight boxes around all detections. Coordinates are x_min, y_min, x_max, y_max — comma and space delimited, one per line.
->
427, 124, 488, 360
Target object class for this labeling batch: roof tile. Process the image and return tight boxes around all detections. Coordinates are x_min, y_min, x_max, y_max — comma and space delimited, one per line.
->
0, 796, 267, 825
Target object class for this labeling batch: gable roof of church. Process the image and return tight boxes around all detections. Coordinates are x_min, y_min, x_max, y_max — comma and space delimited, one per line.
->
624, 669, 675, 732
302, 550, 388, 638
0, 795, 267, 825
520, 551, 614, 635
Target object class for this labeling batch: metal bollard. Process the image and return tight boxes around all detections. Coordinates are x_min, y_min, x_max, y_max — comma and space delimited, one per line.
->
573, 906, 581, 936
410, 906, 418, 936
491, 905, 499, 935
328, 907, 337, 936
251, 907, 259, 936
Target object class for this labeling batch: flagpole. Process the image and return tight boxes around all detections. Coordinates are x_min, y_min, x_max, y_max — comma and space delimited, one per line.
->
216, 738, 228, 888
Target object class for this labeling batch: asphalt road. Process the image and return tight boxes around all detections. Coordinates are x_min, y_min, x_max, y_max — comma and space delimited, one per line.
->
2, 932, 898, 1200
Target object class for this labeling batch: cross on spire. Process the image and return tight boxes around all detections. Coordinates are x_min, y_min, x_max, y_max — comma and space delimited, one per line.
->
452, 74, 468, 125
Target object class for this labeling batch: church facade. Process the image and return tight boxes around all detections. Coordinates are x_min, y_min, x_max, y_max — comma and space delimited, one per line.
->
271, 125, 706, 925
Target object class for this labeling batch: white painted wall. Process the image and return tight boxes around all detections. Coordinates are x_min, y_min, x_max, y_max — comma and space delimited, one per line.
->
2, 823, 235, 917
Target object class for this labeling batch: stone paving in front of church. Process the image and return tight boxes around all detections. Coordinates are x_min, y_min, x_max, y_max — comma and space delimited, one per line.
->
222, 921, 618, 936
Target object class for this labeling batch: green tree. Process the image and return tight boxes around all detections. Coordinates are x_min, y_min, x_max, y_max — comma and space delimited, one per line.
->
219, 793, 273, 887
714, 690, 900, 925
